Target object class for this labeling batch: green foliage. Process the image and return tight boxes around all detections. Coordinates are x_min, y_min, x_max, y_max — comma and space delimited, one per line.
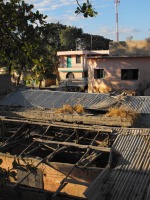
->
75, 0, 98, 18
81, 33, 111, 50
59, 25, 111, 50
0, 0, 48, 79
60, 26, 83, 50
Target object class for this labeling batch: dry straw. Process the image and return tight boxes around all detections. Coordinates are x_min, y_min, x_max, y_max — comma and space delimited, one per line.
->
106, 108, 139, 123
55, 104, 84, 114
73, 104, 85, 114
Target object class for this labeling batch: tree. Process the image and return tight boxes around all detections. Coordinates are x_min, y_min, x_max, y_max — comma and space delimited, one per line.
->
81, 33, 111, 50
60, 28, 111, 51
60, 26, 83, 50
0, 0, 47, 83
75, 0, 98, 18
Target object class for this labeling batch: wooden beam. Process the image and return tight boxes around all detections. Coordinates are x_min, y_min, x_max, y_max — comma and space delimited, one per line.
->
0, 122, 27, 148
33, 138, 110, 152
0, 116, 113, 132
84, 152, 102, 167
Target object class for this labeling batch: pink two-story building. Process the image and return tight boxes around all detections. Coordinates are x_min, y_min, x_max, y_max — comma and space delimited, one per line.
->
57, 50, 109, 80
87, 40, 150, 94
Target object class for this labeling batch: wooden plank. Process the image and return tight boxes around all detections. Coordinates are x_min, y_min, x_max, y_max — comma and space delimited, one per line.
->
33, 138, 110, 152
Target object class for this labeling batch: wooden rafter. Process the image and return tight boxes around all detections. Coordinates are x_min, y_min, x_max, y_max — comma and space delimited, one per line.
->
33, 138, 110, 152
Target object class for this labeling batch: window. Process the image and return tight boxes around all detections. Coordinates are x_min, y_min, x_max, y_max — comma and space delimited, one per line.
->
94, 69, 105, 79
76, 55, 81, 63
121, 69, 139, 80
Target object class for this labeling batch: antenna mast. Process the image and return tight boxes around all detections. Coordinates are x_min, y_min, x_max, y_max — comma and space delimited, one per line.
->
114, 0, 120, 42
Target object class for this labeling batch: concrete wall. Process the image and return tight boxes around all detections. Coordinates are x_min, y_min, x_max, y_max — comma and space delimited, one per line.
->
88, 57, 150, 94
0, 74, 11, 93
0, 153, 102, 198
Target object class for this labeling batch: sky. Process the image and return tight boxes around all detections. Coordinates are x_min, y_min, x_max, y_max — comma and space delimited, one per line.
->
25, 0, 150, 41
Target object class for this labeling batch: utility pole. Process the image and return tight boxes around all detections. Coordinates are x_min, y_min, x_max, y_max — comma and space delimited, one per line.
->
114, 0, 120, 42
91, 34, 93, 50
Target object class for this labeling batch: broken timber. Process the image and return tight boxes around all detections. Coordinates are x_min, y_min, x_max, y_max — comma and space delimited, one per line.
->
34, 138, 110, 152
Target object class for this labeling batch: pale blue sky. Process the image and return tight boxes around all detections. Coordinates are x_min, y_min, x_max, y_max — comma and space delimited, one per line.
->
25, 0, 150, 41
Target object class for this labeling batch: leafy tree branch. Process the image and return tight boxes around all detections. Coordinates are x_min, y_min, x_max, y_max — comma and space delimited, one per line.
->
75, 0, 98, 17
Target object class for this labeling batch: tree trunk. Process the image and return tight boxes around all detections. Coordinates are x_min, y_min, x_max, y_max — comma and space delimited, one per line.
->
17, 63, 24, 85
17, 73, 21, 85
8, 63, 12, 74
39, 80, 42, 89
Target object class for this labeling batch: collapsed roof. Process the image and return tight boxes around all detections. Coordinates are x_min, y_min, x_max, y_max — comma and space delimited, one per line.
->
0, 90, 149, 199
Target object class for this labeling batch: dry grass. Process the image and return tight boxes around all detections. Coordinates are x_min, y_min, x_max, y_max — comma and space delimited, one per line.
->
106, 108, 139, 122
73, 104, 84, 114
55, 104, 84, 114
55, 104, 74, 114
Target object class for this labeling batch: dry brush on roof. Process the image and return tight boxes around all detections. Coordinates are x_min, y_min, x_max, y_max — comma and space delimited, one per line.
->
106, 108, 139, 123
55, 104, 85, 114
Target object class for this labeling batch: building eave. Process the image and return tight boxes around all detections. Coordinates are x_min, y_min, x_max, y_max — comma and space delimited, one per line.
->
87, 55, 150, 59
58, 68, 87, 72
57, 50, 109, 56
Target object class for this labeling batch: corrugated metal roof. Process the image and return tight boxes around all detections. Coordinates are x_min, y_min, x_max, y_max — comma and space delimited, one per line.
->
0, 90, 150, 113
84, 128, 150, 200
121, 96, 150, 114
0, 89, 115, 109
